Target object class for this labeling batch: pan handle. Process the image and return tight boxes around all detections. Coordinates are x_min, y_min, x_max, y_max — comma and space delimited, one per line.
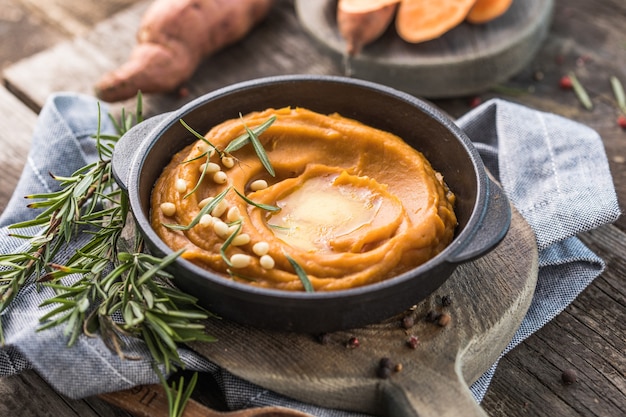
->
446, 177, 511, 264
111, 113, 171, 192
378, 362, 487, 417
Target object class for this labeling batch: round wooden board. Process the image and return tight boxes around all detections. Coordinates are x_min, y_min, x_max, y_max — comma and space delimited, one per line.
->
294, 0, 554, 98
189, 204, 538, 417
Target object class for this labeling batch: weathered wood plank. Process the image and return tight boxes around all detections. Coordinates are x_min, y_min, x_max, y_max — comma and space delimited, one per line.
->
0, 85, 38, 213
0, 0, 69, 69
15, 0, 138, 37
483, 224, 626, 417
2, 1, 148, 113
0, 370, 132, 417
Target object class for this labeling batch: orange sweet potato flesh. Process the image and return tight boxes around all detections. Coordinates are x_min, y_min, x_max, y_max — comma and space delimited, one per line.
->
466, 0, 513, 24
395, 0, 477, 44
94, 0, 274, 102
337, 0, 401, 56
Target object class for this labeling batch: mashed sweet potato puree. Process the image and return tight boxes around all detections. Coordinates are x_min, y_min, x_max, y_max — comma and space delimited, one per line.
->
151, 107, 456, 291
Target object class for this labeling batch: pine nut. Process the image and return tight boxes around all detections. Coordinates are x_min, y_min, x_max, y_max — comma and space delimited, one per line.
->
213, 171, 228, 184
259, 254, 275, 269
199, 214, 214, 227
231, 233, 250, 246
226, 206, 241, 222
175, 178, 187, 193
221, 156, 235, 168
230, 254, 251, 268
160, 202, 176, 217
250, 179, 268, 191
213, 220, 229, 238
252, 241, 269, 256
211, 200, 228, 217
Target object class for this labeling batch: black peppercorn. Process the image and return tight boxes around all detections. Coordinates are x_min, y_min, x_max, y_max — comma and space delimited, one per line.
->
561, 368, 578, 385
377, 365, 392, 379
377, 357, 394, 379
425, 310, 440, 322
317, 333, 331, 345
379, 357, 393, 368
402, 315, 415, 329
441, 295, 452, 307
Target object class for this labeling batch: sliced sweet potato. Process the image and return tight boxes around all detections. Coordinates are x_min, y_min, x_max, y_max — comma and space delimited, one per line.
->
395, 0, 478, 44
337, 0, 401, 56
338, 0, 401, 13
466, 0, 513, 24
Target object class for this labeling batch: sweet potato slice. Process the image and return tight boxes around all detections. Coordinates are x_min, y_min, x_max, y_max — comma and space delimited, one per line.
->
337, 0, 401, 56
395, 0, 478, 44
466, 0, 513, 24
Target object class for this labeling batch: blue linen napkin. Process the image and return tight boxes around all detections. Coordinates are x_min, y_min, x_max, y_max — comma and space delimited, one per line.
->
0, 93, 620, 416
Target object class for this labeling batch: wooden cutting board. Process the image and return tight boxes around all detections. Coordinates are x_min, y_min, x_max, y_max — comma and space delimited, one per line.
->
161, 203, 535, 417
295, 0, 554, 98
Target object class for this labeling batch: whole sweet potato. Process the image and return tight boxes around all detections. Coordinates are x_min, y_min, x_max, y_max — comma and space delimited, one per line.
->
95, 0, 274, 102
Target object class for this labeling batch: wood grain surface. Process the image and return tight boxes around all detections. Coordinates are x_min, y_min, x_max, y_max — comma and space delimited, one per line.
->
0, 0, 624, 416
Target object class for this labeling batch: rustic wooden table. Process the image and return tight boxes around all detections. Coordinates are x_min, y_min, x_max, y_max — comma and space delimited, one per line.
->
0, 0, 624, 416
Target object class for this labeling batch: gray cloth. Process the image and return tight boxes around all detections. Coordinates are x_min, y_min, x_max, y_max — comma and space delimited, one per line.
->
0, 93, 620, 415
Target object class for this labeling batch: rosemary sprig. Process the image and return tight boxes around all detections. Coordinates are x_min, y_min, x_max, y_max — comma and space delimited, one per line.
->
176, 115, 276, 205
157, 368, 198, 417
285, 254, 314, 293
0, 93, 212, 416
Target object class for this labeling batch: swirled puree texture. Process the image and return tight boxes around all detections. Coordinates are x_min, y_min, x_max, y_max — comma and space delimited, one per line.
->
151, 107, 456, 291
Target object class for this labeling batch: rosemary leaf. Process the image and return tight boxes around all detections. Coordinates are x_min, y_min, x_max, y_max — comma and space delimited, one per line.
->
174, 372, 198, 417
156, 368, 199, 417
285, 254, 314, 293
6, 217, 50, 229
145, 311, 178, 344
179, 119, 220, 156
136, 248, 185, 287
242, 119, 275, 177
183, 152, 211, 199
224, 115, 276, 153
568, 72, 593, 110
219, 221, 242, 267
233, 188, 280, 212
156, 310, 210, 320
38, 302, 76, 324
181, 152, 211, 164
610, 75, 626, 114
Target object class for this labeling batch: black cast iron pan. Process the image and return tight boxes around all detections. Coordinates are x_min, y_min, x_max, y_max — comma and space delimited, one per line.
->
112, 74, 510, 333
